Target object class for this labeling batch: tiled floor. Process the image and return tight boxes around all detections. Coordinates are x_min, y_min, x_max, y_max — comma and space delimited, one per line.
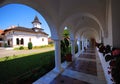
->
78, 53, 96, 59
68, 60, 97, 76
50, 75, 89, 84
50, 48, 106, 84
33, 48, 106, 84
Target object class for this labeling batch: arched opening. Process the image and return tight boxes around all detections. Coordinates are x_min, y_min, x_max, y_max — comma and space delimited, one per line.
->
61, 27, 72, 62
59, 13, 104, 44
21, 38, 24, 45
0, 3, 54, 83
16, 38, 19, 45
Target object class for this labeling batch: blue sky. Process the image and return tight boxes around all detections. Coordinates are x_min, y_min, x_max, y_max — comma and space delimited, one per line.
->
0, 4, 51, 36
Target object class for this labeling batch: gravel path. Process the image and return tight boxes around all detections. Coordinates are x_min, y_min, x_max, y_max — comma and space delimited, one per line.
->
0, 47, 54, 58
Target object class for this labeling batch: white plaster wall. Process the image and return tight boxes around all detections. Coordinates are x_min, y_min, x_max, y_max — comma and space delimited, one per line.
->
104, 0, 113, 46
111, 0, 120, 48
5, 31, 48, 47
32, 36, 48, 46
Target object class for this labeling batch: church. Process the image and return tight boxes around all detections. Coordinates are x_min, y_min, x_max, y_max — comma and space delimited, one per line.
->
0, 16, 48, 48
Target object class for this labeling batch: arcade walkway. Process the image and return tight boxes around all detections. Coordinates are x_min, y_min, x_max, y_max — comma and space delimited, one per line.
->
34, 48, 107, 84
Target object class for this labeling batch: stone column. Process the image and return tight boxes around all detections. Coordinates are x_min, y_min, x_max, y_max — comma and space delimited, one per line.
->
85, 39, 88, 48
82, 39, 84, 51
53, 39, 62, 72
77, 39, 81, 55
70, 40, 75, 61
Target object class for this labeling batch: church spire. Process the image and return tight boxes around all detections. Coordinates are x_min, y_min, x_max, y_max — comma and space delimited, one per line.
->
32, 16, 42, 28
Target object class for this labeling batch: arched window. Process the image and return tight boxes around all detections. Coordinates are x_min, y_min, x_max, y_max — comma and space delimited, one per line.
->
8, 40, 10, 46
21, 38, 24, 45
16, 38, 19, 45
42, 38, 44, 41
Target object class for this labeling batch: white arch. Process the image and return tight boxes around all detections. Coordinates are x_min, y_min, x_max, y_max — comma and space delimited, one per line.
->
59, 12, 104, 40
0, 2, 59, 40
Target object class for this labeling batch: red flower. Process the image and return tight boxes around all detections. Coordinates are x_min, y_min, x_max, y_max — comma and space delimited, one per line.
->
109, 61, 115, 67
112, 49, 120, 56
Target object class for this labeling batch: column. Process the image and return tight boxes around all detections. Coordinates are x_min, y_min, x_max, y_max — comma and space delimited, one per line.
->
82, 39, 84, 51
70, 40, 75, 61
53, 39, 62, 72
77, 39, 81, 55
85, 39, 88, 48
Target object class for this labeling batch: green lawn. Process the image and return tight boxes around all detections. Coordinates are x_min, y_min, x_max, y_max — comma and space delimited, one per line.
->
0, 50, 55, 83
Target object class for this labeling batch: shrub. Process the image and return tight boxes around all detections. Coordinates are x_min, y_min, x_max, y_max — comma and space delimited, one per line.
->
4, 43, 7, 48
19, 46, 24, 50
28, 42, 33, 50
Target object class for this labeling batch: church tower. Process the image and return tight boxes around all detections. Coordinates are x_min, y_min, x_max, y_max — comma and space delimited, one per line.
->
32, 16, 42, 28
32, 16, 44, 32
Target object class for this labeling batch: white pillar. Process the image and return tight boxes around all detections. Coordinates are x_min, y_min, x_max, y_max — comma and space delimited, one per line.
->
70, 40, 75, 61
82, 39, 84, 51
53, 39, 62, 72
85, 39, 88, 48
77, 40, 81, 55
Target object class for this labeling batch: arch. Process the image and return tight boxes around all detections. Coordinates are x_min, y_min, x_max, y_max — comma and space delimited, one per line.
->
78, 27, 100, 42
0, 1, 57, 39
59, 12, 104, 40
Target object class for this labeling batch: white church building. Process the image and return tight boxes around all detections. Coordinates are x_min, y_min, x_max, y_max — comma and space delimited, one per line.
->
1, 16, 48, 48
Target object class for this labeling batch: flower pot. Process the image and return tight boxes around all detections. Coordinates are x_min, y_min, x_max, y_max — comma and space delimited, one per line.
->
66, 53, 72, 62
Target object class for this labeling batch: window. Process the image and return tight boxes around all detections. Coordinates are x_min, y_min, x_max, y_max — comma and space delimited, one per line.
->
16, 38, 19, 45
8, 40, 10, 46
21, 38, 24, 45
42, 38, 44, 41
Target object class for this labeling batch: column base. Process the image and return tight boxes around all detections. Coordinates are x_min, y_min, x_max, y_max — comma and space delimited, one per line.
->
72, 56, 76, 61
53, 67, 63, 73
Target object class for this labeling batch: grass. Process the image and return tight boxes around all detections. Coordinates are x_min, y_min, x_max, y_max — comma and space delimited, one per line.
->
0, 50, 55, 83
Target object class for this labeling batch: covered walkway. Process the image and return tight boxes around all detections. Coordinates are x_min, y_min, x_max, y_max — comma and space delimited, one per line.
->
1, 0, 120, 83
34, 47, 106, 84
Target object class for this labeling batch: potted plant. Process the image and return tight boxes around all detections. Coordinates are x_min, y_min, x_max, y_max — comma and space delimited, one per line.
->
64, 38, 72, 62
65, 46, 72, 62
60, 28, 72, 62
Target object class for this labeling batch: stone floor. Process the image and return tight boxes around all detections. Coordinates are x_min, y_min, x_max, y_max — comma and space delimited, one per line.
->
50, 48, 106, 84
50, 74, 89, 84
33, 48, 107, 84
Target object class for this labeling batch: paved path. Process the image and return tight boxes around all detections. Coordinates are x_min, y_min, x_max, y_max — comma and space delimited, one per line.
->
0, 47, 54, 58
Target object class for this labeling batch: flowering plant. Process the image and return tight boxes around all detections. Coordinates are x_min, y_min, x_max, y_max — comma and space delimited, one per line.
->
96, 43, 120, 84
102, 45, 120, 84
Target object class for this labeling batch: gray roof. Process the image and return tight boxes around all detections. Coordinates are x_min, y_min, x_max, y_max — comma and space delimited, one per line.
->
3, 26, 48, 36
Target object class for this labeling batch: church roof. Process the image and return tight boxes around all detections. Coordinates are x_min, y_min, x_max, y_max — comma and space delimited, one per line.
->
3, 26, 48, 36
0, 30, 3, 35
32, 16, 41, 24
